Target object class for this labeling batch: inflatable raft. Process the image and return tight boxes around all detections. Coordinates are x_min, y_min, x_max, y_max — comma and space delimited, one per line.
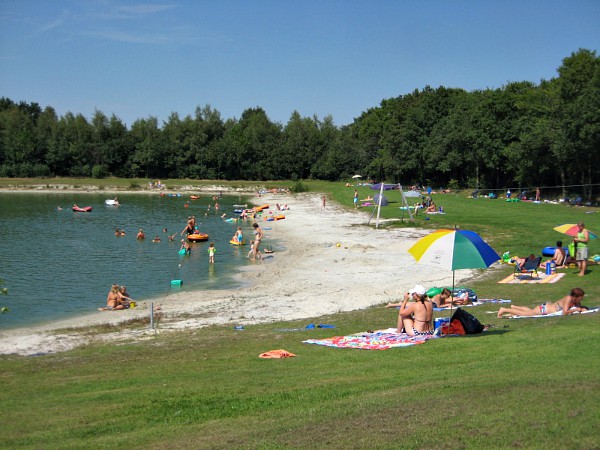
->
230, 239, 247, 245
72, 206, 92, 212
188, 233, 209, 242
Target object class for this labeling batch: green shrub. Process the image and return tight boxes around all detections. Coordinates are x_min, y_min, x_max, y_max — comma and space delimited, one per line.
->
91, 164, 107, 179
291, 180, 307, 193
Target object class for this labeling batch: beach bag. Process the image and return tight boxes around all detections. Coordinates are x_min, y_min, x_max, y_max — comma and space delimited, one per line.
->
439, 319, 466, 335
450, 308, 484, 334
568, 242, 576, 258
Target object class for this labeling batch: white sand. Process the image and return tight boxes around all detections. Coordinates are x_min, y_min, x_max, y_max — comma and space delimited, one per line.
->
0, 191, 475, 356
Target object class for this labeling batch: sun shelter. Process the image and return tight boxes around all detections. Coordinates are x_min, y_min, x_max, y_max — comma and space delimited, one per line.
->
370, 183, 397, 191
374, 193, 388, 206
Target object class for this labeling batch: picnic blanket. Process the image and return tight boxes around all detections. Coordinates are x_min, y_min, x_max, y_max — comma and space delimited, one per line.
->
498, 272, 565, 284
509, 307, 600, 319
433, 299, 511, 311
303, 328, 437, 350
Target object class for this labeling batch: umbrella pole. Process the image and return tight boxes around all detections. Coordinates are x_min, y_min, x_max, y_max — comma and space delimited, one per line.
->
450, 270, 455, 319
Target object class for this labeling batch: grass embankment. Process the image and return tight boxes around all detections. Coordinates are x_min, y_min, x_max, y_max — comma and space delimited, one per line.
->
1, 180, 599, 449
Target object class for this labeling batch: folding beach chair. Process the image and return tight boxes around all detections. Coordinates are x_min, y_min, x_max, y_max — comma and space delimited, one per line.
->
514, 257, 542, 279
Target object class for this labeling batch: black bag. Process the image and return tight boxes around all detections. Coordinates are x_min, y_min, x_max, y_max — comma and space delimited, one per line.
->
450, 308, 484, 334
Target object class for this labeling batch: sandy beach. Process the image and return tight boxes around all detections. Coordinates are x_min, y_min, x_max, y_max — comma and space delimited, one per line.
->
0, 190, 476, 356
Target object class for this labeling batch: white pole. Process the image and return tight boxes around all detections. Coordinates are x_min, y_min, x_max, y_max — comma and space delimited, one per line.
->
150, 302, 154, 329
375, 182, 385, 228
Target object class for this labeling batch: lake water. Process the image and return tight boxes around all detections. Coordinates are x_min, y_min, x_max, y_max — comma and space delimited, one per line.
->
0, 192, 262, 330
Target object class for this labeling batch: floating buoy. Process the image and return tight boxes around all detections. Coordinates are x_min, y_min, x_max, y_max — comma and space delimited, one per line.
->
171, 279, 182, 285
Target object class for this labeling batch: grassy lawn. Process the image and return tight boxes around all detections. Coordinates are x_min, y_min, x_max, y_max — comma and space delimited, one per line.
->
1, 179, 599, 449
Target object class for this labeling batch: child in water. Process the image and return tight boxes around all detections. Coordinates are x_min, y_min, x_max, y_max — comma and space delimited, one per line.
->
208, 242, 216, 264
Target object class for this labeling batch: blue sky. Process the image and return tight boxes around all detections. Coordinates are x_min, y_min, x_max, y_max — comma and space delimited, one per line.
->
1, 1, 599, 128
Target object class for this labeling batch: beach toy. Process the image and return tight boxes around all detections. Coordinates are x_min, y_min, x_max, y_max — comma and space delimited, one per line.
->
171, 279, 182, 285
426, 287, 443, 297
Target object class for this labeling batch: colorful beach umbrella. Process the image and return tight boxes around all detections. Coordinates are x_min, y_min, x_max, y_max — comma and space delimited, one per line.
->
408, 229, 500, 318
553, 224, 597, 240
408, 229, 500, 271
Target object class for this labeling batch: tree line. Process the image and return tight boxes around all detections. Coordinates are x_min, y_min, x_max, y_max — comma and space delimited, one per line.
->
1, 49, 598, 199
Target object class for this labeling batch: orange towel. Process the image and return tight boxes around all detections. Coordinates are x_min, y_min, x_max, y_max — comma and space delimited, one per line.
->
259, 349, 297, 359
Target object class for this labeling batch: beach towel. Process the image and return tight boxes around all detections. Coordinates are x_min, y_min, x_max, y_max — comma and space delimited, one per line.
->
509, 307, 600, 319
259, 349, 297, 358
498, 272, 565, 284
303, 328, 437, 350
433, 299, 511, 311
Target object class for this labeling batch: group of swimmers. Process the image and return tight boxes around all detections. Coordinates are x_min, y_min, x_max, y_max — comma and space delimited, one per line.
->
387, 284, 589, 335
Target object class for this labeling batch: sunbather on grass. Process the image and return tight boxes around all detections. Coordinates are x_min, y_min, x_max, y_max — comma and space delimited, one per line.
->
497, 288, 587, 318
430, 288, 471, 308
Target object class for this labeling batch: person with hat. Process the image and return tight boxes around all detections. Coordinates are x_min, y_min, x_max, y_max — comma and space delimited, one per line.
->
386, 284, 433, 336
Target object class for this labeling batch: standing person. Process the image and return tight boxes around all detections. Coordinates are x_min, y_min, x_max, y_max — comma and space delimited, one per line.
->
573, 222, 590, 276
232, 226, 243, 244
322, 195, 326, 210
385, 285, 433, 336
497, 288, 587, 317
208, 242, 216, 264
181, 216, 195, 236
252, 223, 264, 260
353, 189, 359, 209
535, 187, 541, 202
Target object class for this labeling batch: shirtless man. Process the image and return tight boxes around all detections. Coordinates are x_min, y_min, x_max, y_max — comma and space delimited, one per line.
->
497, 288, 587, 318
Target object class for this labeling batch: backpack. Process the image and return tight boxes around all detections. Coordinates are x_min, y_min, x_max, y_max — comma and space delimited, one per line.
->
450, 308, 484, 334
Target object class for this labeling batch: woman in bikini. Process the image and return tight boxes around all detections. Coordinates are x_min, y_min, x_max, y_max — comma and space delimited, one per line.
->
99, 285, 129, 311
386, 284, 433, 335
429, 288, 470, 308
497, 287, 587, 318
252, 223, 264, 260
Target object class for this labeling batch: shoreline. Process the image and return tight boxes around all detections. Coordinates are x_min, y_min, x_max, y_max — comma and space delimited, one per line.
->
0, 190, 475, 356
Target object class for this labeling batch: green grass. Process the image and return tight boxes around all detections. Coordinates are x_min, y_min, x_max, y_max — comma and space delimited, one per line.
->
1, 179, 600, 449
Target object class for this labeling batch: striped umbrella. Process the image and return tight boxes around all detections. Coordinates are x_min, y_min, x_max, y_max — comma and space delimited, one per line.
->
409, 229, 500, 271
408, 229, 500, 317
553, 224, 597, 240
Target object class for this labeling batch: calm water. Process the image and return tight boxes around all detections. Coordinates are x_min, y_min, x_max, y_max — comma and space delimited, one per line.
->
0, 192, 262, 330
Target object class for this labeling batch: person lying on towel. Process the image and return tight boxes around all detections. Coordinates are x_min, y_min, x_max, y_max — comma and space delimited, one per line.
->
497, 287, 587, 318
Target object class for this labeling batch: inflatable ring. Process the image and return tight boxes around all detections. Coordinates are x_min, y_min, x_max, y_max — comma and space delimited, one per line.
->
188, 233, 209, 242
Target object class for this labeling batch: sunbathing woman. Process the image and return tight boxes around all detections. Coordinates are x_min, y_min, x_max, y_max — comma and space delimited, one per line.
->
430, 288, 471, 308
386, 284, 433, 335
497, 288, 587, 318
